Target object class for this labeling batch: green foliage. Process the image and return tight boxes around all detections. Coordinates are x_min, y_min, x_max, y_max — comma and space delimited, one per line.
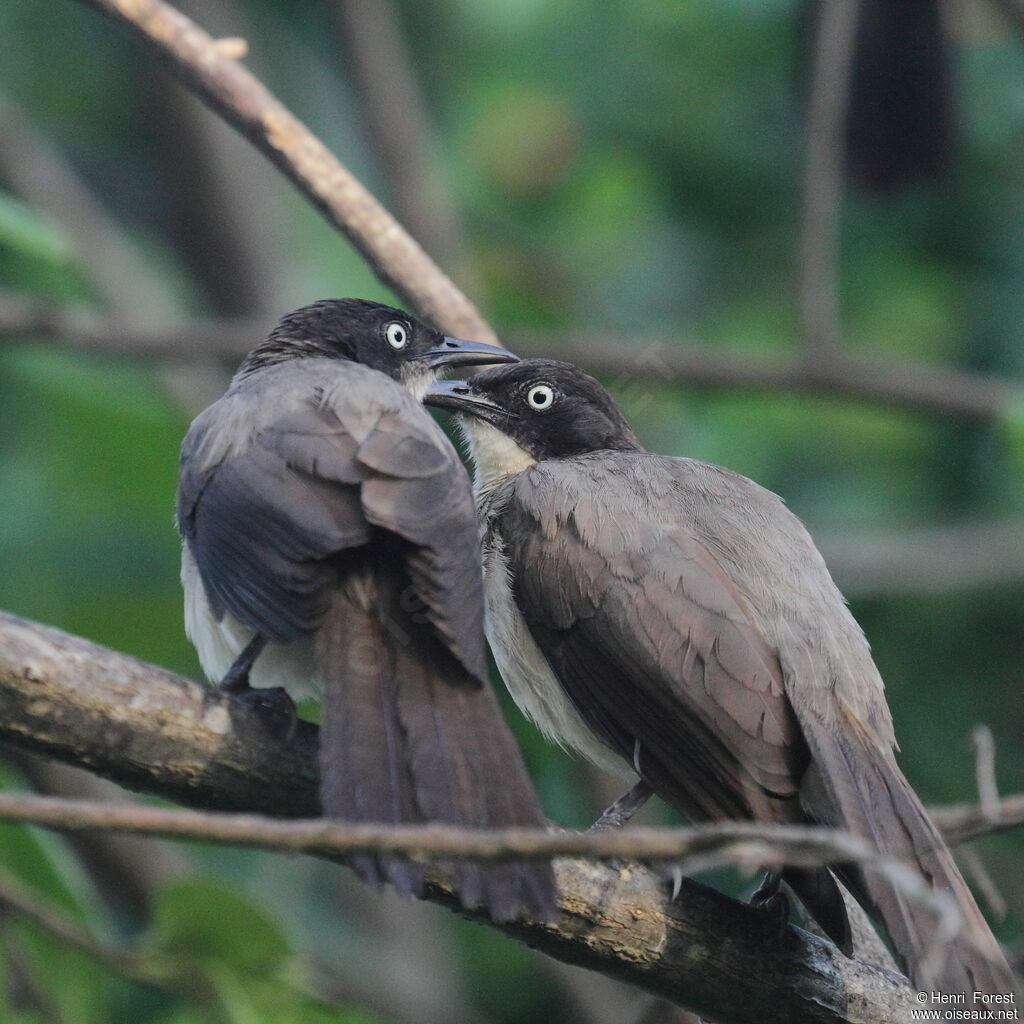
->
0, 191, 72, 266
149, 879, 292, 975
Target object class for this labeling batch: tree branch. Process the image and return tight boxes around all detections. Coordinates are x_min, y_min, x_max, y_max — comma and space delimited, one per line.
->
0, 789, 978, 869
1, 298, 1019, 422
799, 0, 858, 357
548, 332, 1021, 422
0, 866, 144, 982
0, 609, 922, 1023
5, 750, 187, 923
930, 795, 1024, 847
326, 0, 469, 279
68, 0, 1020, 431
72, 0, 497, 345
0, 94, 173, 318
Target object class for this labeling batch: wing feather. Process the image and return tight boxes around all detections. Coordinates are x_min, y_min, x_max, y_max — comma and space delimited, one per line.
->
178, 361, 485, 677
498, 460, 808, 824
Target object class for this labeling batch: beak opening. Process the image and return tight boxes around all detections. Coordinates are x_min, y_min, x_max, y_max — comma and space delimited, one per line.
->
424, 379, 511, 425
419, 336, 519, 370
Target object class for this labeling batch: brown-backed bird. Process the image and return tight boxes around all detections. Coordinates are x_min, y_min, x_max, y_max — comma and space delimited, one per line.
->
177, 300, 556, 921
425, 358, 1015, 993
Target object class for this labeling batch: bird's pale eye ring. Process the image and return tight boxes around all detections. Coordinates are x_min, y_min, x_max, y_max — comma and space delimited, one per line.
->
385, 322, 408, 349
526, 384, 556, 411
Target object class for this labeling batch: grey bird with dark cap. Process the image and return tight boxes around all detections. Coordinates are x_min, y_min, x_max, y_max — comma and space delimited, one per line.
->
176, 300, 556, 921
426, 358, 1016, 994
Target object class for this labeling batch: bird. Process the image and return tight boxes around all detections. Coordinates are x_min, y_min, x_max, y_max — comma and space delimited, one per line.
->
425, 357, 1016, 995
176, 299, 557, 922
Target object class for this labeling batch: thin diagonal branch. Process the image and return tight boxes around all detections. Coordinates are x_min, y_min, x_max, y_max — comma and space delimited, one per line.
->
72, 0, 497, 344
0, 867, 145, 980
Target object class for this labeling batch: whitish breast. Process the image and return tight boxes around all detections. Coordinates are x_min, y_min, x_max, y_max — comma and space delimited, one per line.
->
482, 533, 632, 780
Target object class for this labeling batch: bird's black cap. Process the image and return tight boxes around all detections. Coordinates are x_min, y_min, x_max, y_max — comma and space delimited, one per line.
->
426, 358, 642, 459
238, 299, 517, 381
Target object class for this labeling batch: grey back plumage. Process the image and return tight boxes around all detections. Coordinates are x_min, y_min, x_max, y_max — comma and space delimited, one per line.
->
178, 358, 486, 681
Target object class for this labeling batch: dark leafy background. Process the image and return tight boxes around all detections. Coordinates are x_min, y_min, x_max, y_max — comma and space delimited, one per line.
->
0, 1, 1021, 1022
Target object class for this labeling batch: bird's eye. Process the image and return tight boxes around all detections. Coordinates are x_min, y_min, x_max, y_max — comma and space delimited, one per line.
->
385, 322, 408, 349
526, 384, 556, 411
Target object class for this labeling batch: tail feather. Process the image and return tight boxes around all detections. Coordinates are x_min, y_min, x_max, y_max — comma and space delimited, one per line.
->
782, 866, 853, 955
317, 597, 424, 895
394, 639, 557, 920
799, 707, 1017, 999
318, 594, 557, 921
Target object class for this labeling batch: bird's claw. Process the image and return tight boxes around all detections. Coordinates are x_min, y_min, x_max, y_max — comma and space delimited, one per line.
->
586, 779, 655, 833
750, 870, 790, 927
669, 866, 684, 902
226, 685, 299, 741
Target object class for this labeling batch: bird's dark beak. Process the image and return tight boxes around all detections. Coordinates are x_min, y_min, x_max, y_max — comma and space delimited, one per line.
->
424, 379, 512, 426
418, 336, 519, 370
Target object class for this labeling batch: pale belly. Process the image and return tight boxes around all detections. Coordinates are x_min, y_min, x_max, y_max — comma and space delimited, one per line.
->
181, 546, 317, 699
482, 539, 632, 781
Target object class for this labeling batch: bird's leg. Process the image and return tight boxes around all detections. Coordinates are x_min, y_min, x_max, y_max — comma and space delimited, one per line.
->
218, 634, 267, 693
587, 779, 655, 832
750, 868, 790, 925
217, 634, 297, 738
588, 773, 686, 899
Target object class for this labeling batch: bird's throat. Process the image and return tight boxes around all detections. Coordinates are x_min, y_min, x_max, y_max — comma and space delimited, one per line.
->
457, 419, 536, 496
400, 363, 439, 401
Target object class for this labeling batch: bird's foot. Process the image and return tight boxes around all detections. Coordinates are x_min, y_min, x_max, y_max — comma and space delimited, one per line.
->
750, 869, 790, 926
587, 779, 655, 833
225, 685, 299, 742
216, 638, 297, 740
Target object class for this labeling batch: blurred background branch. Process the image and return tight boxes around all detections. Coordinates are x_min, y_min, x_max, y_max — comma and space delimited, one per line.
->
324, 0, 473, 288
799, 0, 858, 359
0, 298, 1019, 421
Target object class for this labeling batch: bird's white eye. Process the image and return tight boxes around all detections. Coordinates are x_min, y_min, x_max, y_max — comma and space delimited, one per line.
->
526, 384, 555, 411
385, 322, 408, 349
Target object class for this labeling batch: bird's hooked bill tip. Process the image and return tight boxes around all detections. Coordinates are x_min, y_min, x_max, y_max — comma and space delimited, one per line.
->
418, 336, 519, 369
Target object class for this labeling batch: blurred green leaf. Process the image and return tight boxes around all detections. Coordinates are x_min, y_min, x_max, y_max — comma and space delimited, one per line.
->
0, 191, 72, 266
149, 879, 290, 975
1002, 390, 1024, 473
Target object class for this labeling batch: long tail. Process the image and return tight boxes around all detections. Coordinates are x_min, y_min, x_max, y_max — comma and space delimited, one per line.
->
317, 594, 557, 922
800, 707, 1017, 1000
